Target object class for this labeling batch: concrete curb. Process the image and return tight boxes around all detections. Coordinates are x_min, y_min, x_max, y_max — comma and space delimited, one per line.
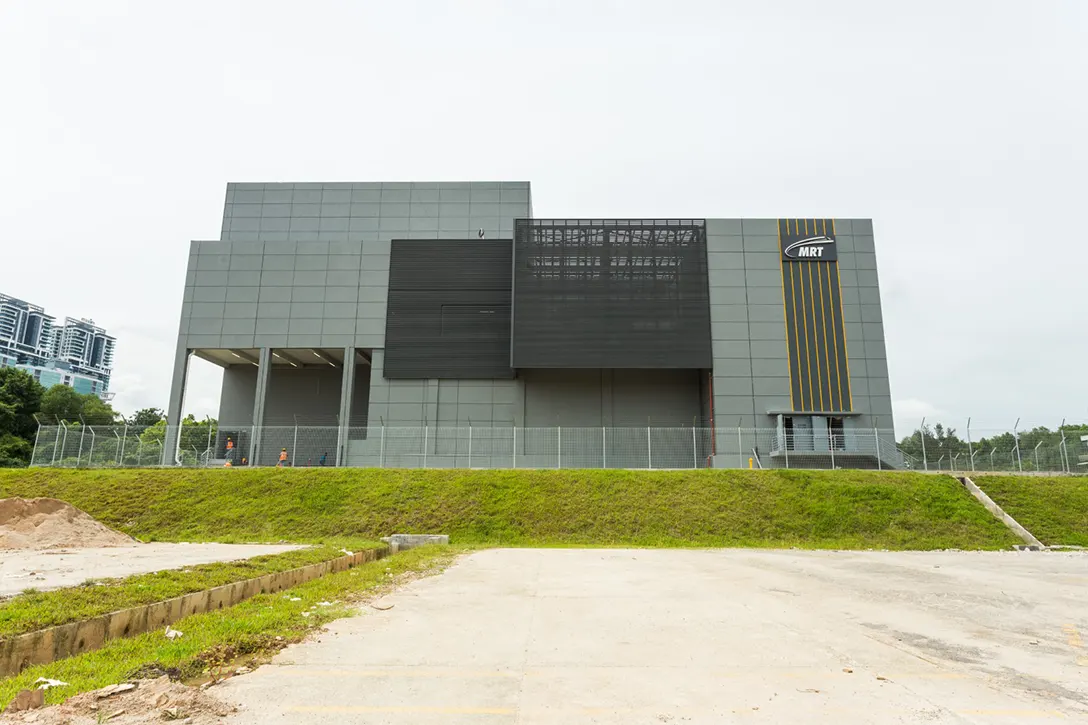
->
960, 476, 1044, 549
0, 546, 390, 678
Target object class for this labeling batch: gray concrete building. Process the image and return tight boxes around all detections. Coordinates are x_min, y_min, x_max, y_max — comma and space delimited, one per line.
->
166, 181, 893, 468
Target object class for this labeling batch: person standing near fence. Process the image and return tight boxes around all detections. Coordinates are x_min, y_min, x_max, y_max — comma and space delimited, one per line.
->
319, 451, 327, 467
224, 437, 234, 467
278, 448, 288, 467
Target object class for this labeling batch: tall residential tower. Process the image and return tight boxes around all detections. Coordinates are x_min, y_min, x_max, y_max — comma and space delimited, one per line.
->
0, 293, 115, 396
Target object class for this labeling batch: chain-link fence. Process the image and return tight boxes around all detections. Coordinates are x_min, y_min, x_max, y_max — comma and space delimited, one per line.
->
896, 423, 1087, 474
28, 424, 947, 471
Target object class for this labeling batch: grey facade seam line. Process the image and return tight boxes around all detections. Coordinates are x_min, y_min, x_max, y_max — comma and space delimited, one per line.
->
960, 476, 1044, 548
739, 230, 758, 424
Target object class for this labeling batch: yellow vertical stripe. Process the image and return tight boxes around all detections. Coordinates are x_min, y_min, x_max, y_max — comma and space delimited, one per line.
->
807, 263, 823, 411
789, 263, 803, 410
798, 260, 814, 411
817, 262, 833, 410
778, 221, 795, 411
831, 220, 854, 410
827, 261, 845, 411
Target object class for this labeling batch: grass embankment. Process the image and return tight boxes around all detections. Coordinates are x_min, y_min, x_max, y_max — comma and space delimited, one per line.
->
973, 475, 1088, 546
0, 545, 460, 706
0, 468, 1019, 550
0, 544, 380, 638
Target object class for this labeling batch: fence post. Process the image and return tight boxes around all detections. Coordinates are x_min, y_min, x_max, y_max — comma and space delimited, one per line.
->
512, 427, 516, 469
784, 429, 789, 469
119, 424, 128, 466
829, 429, 835, 470
77, 420, 87, 467
468, 425, 472, 469
557, 426, 562, 469
379, 425, 385, 468
874, 428, 882, 470
603, 427, 607, 468
87, 427, 96, 467
31, 417, 42, 467
919, 417, 928, 471
692, 426, 698, 469
966, 418, 974, 472
1059, 418, 1068, 473
292, 421, 299, 468
113, 428, 122, 466
1013, 418, 1022, 473
54, 421, 64, 466
647, 426, 652, 469
737, 426, 743, 468
422, 426, 428, 469
251, 425, 258, 468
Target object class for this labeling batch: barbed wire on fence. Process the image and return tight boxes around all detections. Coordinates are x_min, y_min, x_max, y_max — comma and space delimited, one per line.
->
28, 423, 1084, 473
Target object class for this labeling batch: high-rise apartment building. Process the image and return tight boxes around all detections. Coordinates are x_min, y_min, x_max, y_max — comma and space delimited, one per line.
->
0, 293, 115, 396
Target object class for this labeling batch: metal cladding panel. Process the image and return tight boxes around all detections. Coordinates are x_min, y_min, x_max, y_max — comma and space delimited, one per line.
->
779, 219, 852, 412
384, 239, 514, 379
512, 219, 712, 368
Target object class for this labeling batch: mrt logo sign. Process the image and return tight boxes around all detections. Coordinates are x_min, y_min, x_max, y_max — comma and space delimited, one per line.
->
779, 220, 838, 262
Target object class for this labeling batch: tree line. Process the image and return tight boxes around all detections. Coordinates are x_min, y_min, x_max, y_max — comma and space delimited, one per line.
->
0, 368, 217, 467
897, 422, 1087, 471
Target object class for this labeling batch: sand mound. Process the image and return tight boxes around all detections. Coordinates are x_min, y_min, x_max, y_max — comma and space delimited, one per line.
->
0, 498, 136, 550
2, 676, 236, 723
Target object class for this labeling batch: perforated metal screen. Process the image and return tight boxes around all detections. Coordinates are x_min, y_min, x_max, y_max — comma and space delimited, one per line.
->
384, 239, 514, 379
511, 219, 712, 368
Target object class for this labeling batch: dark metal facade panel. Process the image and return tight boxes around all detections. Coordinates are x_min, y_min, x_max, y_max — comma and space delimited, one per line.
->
779, 219, 852, 412
511, 219, 712, 368
384, 239, 514, 379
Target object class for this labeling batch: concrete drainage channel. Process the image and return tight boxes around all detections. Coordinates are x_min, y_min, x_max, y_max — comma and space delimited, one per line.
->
958, 476, 1045, 550
0, 534, 448, 678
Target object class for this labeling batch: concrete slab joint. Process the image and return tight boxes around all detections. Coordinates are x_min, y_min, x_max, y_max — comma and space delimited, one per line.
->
960, 476, 1044, 549
0, 546, 391, 678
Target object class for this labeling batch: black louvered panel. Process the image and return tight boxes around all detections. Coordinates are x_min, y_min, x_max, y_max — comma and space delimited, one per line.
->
511, 219, 712, 368
384, 240, 514, 379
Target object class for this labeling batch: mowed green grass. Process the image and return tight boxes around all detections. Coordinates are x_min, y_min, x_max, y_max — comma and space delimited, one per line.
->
0, 544, 380, 638
0, 545, 461, 706
0, 468, 1019, 550
973, 475, 1088, 546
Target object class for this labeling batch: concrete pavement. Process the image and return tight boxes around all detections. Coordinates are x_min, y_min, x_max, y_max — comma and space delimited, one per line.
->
220, 548, 1088, 723
0, 543, 304, 595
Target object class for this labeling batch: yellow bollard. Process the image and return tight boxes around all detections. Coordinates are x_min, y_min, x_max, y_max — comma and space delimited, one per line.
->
748, 457, 753, 469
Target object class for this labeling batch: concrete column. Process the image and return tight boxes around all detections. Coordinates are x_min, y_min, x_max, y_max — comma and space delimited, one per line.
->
336, 346, 356, 466
812, 415, 830, 452
161, 345, 192, 466
250, 347, 272, 465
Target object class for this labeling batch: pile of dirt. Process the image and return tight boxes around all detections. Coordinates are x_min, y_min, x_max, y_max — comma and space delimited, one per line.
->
0, 498, 136, 550
2, 677, 235, 724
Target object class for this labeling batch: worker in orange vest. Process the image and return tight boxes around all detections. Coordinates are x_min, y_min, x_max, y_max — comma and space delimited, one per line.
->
277, 448, 288, 467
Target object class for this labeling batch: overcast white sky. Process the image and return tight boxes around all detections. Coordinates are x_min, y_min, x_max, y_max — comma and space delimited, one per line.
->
2, 1, 1084, 435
